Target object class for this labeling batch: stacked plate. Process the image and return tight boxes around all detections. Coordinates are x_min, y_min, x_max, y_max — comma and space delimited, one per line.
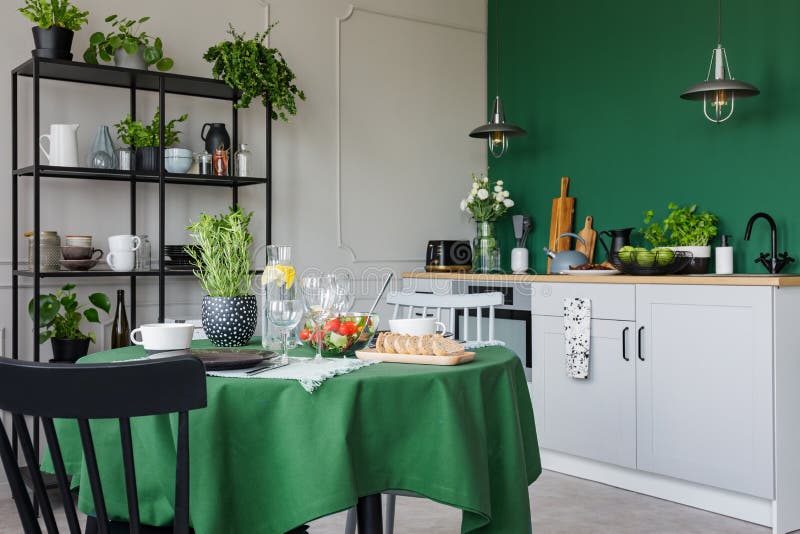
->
164, 245, 199, 270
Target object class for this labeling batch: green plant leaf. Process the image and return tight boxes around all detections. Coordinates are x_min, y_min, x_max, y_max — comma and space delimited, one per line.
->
99, 48, 111, 62
110, 35, 123, 49
89, 292, 111, 313
142, 46, 161, 64
105, 14, 117, 22
138, 16, 150, 23
123, 38, 139, 55
82, 48, 98, 64
62, 283, 76, 291
156, 57, 174, 72
39, 332, 52, 344
154, 37, 163, 50
89, 31, 105, 46
29, 294, 59, 325
83, 308, 100, 323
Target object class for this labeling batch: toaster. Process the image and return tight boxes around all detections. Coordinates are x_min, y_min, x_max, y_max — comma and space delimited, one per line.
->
425, 240, 472, 272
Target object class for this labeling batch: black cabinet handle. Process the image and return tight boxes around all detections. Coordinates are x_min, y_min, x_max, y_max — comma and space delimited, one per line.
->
621, 327, 629, 361
637, 326, 645, 361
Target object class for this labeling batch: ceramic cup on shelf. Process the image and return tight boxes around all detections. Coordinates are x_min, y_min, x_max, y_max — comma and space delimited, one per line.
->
64, 235, 92, 248
106, 250, 135, 272
130, 323, 195, 353
108, 234, 141, 252
389, 317, 447, 336
61, 246, 102, 261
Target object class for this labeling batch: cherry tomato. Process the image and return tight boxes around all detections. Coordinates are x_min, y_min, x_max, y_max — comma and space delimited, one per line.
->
324, 318, 341, 332
299, 329, 311, 341
311, 331, 324, 343
338, 322, 357, 336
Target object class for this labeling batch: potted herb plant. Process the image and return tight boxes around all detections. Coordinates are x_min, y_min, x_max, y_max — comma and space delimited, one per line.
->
641, 203, 720, 274
114, 107, 188, 172
29, 283, 110, 362
83, 15, 174, 71
186, 207, 257, 347
203, 23, 305, 119
19, 0, 89, 60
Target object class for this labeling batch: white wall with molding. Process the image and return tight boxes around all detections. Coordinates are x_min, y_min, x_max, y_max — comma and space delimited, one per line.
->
0, 0, 486, 496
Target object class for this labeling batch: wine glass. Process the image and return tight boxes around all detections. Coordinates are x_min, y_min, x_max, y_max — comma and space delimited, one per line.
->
300, 274, 335, 363
267, 298, 303, 364
332, 271, 355, 315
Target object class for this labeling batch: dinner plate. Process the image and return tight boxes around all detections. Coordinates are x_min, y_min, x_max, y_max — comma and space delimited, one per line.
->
148, 348, 277, 370
559, 269, 621, 276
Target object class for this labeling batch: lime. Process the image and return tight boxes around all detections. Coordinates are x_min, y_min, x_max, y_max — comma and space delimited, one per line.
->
636, 251, 656, 267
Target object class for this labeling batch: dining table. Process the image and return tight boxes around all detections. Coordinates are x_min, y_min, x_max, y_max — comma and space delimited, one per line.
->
42, 339, 541, 533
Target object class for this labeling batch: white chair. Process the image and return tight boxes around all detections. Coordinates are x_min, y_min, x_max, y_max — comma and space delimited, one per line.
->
343, 290, 505, 534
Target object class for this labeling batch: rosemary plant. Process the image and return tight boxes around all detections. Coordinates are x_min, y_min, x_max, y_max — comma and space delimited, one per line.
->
186, 207, 254, 297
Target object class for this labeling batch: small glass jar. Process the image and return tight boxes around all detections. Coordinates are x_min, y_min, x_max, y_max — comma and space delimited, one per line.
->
117, 148, 133, 171
27, 231, 61, 272
235, 143, 252, 177
135, 235, 151, 271
198, 151, 213, 175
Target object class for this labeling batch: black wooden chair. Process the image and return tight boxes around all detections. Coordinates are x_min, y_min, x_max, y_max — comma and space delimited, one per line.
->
0, 356, 207, 534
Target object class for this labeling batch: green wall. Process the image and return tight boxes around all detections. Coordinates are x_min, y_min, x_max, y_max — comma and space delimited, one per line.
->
488, 0, 800, 274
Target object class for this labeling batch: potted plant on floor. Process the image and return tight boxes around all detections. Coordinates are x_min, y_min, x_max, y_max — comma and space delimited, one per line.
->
641, 203, 719, 274
114, 107, 188, 172
83, 14, 174, 71
186, 207, 257, 347
19, 0, 89, 60
29, 283, 110, 362
203, 23, 305, 119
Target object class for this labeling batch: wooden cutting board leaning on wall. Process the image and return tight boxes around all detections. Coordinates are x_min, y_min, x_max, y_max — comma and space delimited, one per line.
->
575, 215, 597, 263
547, 176, 575, 273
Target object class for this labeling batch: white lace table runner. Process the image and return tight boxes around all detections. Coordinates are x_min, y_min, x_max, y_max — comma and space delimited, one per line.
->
206, 357, 379, 393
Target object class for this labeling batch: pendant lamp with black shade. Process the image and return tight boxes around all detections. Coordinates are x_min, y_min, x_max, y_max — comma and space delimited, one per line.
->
470, 0, 526, 158
680, 0, 759, 123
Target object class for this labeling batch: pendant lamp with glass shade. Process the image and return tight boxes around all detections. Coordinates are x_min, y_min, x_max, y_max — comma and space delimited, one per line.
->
680, 0, 759, 123
470, 0, 526, 158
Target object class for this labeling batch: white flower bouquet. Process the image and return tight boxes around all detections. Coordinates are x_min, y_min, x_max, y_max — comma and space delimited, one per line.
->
460, 171, 514, 222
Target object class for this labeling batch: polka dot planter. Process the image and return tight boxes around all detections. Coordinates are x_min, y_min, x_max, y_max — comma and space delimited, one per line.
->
201, 295, 258, 347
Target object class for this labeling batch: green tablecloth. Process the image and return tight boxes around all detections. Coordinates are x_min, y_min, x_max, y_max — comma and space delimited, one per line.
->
43, 340, 540, 533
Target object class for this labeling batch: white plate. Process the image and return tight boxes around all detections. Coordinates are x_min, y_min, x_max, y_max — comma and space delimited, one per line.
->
559, 269, 621, 276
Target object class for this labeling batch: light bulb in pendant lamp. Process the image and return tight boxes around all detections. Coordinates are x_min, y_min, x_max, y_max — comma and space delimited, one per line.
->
680, 1, 759, 123
470, 96, 526, 158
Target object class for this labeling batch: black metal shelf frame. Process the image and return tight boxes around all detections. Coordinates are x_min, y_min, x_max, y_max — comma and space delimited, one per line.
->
10, 56, 273, 475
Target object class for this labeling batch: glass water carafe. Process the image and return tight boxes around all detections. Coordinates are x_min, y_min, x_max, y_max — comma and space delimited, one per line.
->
262, 245, 298, 351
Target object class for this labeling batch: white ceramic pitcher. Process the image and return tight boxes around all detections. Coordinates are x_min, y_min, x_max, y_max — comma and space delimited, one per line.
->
39, 124, 79, 167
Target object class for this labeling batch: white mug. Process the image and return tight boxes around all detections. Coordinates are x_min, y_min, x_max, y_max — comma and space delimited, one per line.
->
106, 250, 135, 271
130, 323, 194, 352
389, 317, 447, 336
108, 234, 141, 252
39, 124, 79, 167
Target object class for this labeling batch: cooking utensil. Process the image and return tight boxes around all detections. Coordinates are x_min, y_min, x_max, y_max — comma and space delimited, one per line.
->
354, 273, 393, 342
513, 215, 524, 247
521, 216, 532, 247
547, 177, 575, 273
543, 232, 589, 273
575, 216, 597, 262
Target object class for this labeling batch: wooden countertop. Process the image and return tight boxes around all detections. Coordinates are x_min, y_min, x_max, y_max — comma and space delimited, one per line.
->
403, 271, 800, 287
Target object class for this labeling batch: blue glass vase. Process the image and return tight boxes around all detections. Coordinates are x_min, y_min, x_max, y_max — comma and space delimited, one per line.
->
87, 125, 117, 169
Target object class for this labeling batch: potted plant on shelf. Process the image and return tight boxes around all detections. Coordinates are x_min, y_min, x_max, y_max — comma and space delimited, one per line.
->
114, 107, 188, 172
460, 171, 515, 273
186, 207, 257, 347
641, 202, 719, 274
29, 283, 110, 362
83, 15, 174, 71
19, 0, 89, 60
203, 23, 305, 119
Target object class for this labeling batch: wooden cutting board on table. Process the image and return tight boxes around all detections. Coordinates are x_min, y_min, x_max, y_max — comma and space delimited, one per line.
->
547, 176, 576, 273
575, 215, 597, 263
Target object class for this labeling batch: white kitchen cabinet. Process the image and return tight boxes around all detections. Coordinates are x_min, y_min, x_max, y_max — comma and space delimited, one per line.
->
635, 285, 774, 499
532, 315, 636, 469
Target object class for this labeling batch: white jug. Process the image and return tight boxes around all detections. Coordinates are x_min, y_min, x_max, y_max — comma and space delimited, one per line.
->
39, 124, 79, 167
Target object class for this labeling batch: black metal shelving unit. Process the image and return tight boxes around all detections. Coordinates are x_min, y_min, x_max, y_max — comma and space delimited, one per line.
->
10, 57, 273, 482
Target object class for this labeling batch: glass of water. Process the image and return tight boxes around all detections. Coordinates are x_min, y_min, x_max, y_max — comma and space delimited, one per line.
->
267, 298, 304, 364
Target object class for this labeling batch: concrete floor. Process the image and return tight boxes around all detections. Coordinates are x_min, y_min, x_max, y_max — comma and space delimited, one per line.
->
0, 470, 768, 533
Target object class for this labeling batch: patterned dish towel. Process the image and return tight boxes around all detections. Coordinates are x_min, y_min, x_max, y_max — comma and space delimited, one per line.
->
207, 357, 379, 393
564, 297, 591, 379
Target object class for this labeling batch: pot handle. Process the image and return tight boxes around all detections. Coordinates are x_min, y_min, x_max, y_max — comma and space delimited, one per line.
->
597, 231, 611, 256
39, 134, 51, 162
200, 123, 211, 141
558, 232, 585, 246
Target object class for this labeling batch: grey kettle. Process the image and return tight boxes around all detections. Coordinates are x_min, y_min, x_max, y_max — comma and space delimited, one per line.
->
543, 232, 589, 273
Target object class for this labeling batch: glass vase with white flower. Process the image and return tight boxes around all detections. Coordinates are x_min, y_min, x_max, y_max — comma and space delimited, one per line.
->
460, 171, 515, 273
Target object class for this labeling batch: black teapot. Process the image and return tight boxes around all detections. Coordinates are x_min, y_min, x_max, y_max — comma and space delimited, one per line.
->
598, 228, 633, 261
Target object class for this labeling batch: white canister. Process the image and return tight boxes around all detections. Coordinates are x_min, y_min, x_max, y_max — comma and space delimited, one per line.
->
511, 247, 529, 274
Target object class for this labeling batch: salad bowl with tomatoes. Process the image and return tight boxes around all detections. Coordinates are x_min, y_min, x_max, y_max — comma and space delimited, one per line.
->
299, 313, 379, 357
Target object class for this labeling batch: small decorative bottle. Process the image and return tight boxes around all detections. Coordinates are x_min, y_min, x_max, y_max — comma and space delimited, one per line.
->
111, 289, 130, 349
235, 143, 252, 177
87, 125, 117, 169
213, 148, 228, 176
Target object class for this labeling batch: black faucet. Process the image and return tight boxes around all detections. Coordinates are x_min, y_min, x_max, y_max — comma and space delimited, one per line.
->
743, 212, 795, 274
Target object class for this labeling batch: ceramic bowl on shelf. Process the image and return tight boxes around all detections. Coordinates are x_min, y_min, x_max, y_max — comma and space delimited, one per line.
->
164, 148, 193, 174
